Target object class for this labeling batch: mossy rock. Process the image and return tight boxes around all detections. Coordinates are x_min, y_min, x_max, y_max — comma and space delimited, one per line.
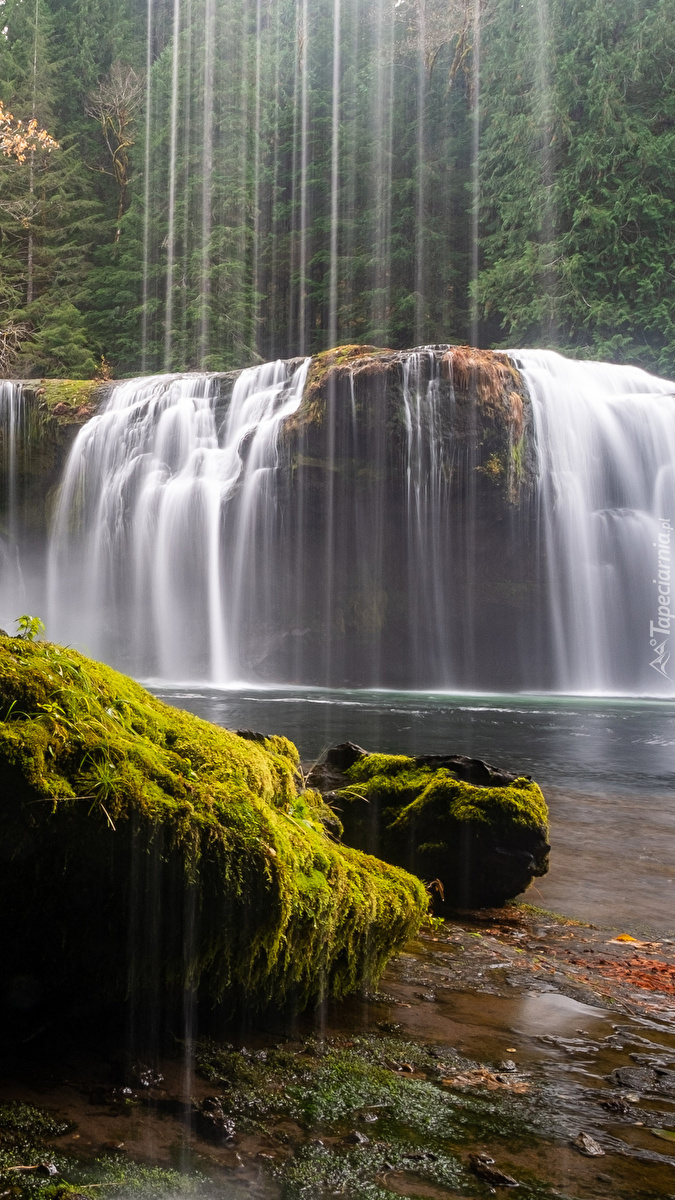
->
0, 638, 427, 1016
309, 744, 550, 909
33, 378, 110, 424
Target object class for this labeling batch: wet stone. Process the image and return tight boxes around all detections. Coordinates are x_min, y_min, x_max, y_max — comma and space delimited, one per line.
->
344, 1130, 370, 1145
610, 1066, 656, 1092
572, 1131, 605, 1157
196, 1096, 236, 1141
36, 1163, 59, 1177
469, 1152, 519, 1187
131, 1063, 164, 1089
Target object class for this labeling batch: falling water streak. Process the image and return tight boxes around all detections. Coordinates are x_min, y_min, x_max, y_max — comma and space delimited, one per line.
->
402, 353, 451, 680
200, 0, 215, 362
180, 883, 197, 1173
414, 6, 426, 347
322, 373, 337, 683
328, 0, 341, 349
164, 0, 182, 369
469, 2, 481, 348
371, 0, 394, 343
140, 0, 154, 372
181, 0, 193, 355
341, 0, 360, 340
535, 0, 556, 342
298, 0, 309, 354
26, 0, 39, 305
250, 0, 264, 356
238, 2, 250, 346
287, 4, 301, 355
268, 0, 282, 358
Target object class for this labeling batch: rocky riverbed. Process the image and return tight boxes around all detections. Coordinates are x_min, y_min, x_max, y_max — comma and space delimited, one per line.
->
2, 904, 674, 1200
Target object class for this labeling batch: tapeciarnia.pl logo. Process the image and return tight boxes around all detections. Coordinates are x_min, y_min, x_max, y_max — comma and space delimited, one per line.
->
649, 518, 672, 679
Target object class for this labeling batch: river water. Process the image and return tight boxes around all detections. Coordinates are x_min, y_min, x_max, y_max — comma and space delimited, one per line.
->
151, 686, 675, 938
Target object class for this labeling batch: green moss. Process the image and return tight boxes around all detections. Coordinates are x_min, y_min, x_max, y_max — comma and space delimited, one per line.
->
511, 432, 525, 482
196, 1032, 539, 1140
345, 757, 548, 834
335, 755, 549, 908
192, 1032, 565, 1199
0, 637, 427, 1011
0, 1103, 205, 1200
33, 380, 106, 424
294, 346, 390, 429
515, 902, 588, 926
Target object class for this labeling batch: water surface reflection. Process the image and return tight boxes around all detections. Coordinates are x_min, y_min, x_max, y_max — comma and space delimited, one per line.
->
151, 687, 675, 936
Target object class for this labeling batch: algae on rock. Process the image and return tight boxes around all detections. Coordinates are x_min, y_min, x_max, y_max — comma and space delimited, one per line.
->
0, 636, 427, 1013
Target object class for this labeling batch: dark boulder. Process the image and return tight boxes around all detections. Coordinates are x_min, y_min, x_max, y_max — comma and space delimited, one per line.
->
307, 746, 550, 909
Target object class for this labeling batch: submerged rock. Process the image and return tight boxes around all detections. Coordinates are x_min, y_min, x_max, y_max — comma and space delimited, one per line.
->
307, 743, 550, 908
0, 638, 427, 1015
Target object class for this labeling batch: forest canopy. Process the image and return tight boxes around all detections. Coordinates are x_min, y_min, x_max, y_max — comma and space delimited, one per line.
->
0, 0, 673, 379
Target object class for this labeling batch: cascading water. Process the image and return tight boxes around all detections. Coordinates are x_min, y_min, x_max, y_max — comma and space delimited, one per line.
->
0, 382, 26, 625
401, 350, 451, 679
48, 359, 309, 680
43, 347, 675, 695
513, 350, 675, 695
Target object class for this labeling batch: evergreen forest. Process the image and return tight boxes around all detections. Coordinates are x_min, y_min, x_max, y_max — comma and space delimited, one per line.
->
0, 0, 674, 378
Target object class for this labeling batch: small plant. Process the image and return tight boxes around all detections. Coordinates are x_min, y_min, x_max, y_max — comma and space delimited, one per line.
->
424, 913, 446, 931
15, 614, 45, 641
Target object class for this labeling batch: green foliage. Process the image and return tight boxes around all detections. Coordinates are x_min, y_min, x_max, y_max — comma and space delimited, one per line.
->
0, 0, 673, 375
477, 0, 675, 374
0, 634, 427, 1009
0, 1101, 70, 1139
14, 614, 45, 641
19, 300, 98, 377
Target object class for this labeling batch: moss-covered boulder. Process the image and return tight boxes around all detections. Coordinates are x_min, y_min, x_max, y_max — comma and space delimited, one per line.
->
308, 743, 550, 909
0, 638, 427, 1016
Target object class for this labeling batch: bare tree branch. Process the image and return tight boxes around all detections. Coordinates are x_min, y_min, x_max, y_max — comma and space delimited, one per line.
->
0, 322, 31, 376
86, 61, 144, 243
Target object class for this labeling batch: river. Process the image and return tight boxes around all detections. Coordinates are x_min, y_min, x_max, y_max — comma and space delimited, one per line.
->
151, 686, 675, 937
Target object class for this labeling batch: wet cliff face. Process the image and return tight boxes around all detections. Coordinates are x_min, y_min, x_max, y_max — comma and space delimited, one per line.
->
1, 380, 111, 538
227, 345, 542, 688
0, 348, 544, 690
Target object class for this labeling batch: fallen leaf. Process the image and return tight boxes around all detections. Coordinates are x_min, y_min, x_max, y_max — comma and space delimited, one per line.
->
649, 1128, 675, 1143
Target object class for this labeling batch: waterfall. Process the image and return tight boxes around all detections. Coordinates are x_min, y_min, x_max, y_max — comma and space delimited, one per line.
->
48, 360, 309, 680
44, 348, 675, 694
0, 382, 26, 627
513, 350, 675, 694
